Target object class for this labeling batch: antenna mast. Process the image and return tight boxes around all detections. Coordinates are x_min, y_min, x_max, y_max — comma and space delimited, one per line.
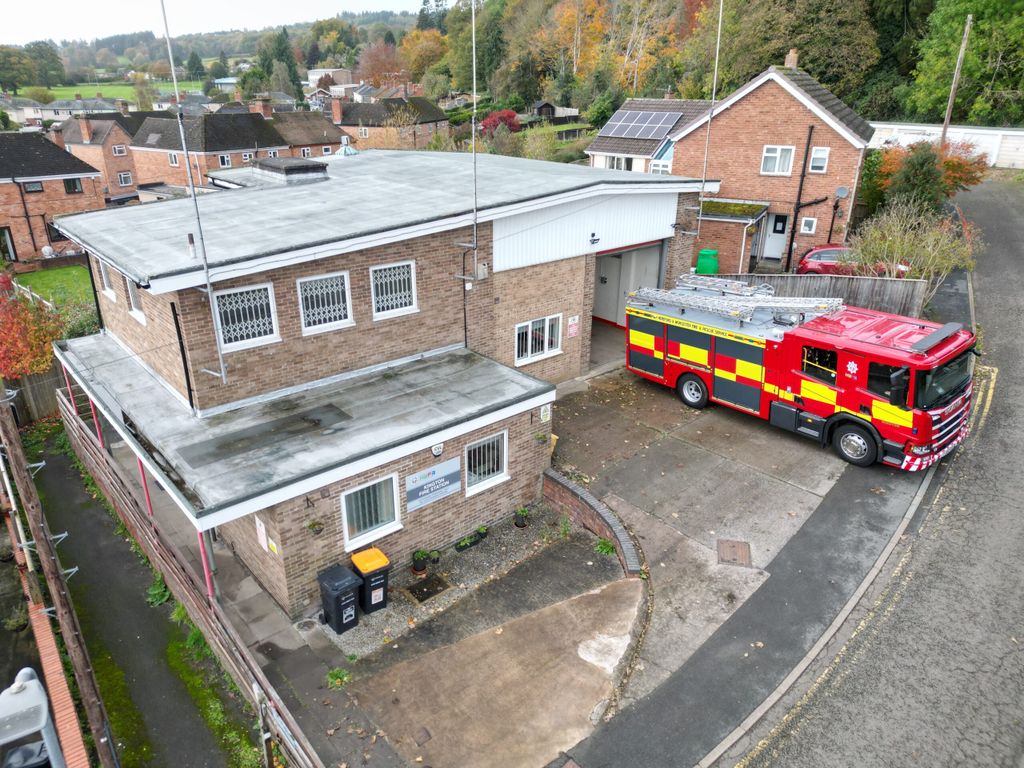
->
696, 0, 725, 240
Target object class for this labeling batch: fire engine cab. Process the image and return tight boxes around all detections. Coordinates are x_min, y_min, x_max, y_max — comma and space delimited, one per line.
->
625, 275, 976, 470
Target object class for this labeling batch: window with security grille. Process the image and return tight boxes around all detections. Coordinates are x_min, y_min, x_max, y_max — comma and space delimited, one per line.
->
214, 285, 279, 350
298, 273, 352, 333
370, 262, 417, 318
342, 476, 399, 547
466, 432, 507, 492
515, 314, 561, 365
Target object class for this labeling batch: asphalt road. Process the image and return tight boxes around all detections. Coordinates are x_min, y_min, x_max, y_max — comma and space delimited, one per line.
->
725, 177, 1024, 767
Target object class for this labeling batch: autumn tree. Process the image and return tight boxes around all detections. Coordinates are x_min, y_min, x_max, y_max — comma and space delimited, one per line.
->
357, 42, 402, 87
481, 108, 520, 135
133, 73, 157, 110
0, 295, 64, 379
536, 0, 608, 80
400, 29, 448, 82
874, 141, 987, 210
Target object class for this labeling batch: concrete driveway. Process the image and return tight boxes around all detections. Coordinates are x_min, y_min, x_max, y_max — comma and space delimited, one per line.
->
553, 369, 847, 704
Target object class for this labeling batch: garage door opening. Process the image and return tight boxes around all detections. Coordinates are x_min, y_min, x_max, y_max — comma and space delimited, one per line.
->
590, 242, 663, 370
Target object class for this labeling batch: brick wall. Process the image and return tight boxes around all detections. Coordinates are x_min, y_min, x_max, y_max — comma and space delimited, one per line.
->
131, 147, 293, 186
174, 224, 473, 410
67, 123, 138, 200
663, 192, 699, 285
0, 177, 104, 266
694, 220, 755, 274
292, 142, 343, 159
91, 255, 190, 401
218, 408, 552, 617
672, 79, 864, 259
342, 121, 449, 150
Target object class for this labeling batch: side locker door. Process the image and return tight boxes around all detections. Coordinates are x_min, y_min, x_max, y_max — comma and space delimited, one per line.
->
711, 336, 765, 412
626, 313, 665, 380
838, 352, 871, 419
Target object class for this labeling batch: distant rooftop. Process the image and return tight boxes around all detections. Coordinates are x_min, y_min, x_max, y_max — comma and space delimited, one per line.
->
0, 133, 101, 180
55, 151, 712, 290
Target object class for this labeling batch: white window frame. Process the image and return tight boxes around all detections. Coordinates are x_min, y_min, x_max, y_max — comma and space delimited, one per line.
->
465, 431, 509, 497
760, 145, 795, 176
809, 146, 830, 174
267, 149, 279, 158
514, 313, 562, 367
300, 147, 312, 158
242, 152, 254, 162
296, 271, 354, 335
649, 160, 671, 175
609, 155, 633, 171
322, 146, 332, 155
369, 261, 418, 320
117, 171, 132, 187
212, 283, 281, 352
340, 474, 402, 552
800, 217, 818, 235
168, 152, 179, 167
97, 260, 115, 300
218, 154, 232, 168
358, 126, 369, 139
112, 144, 127, 156
125, 277, 145, 324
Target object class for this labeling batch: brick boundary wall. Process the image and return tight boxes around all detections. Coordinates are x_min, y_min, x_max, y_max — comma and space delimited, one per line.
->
542, 468, 642, 576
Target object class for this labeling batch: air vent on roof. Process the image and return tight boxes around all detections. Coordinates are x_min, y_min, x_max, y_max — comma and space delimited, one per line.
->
251, 157, 329, 184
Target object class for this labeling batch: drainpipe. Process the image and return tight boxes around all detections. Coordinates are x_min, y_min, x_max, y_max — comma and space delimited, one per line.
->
13, 181, 38, 253
784, 124, 814, 272
83, 256, 104, 331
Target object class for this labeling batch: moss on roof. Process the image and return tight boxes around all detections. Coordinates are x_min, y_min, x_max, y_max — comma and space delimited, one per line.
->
701, 200, 768, 218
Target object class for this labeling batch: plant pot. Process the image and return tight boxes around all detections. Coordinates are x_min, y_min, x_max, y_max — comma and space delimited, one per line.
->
515, 516, 528, 528
455, 540, 473, 552
412, 559, 427, 575
476, 530, 488, 541
307, 522, 324, 536
430, 552, 441, 565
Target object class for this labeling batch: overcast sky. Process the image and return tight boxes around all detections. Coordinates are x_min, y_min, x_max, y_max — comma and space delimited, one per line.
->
5, 1, 423, 46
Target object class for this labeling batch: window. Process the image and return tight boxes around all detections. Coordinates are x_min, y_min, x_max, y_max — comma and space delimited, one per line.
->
867, 362, 909, 402
809, 146, 830, 173
649, 160, 670, 175
358, 127, 369, 139
112, 144, 127, 156
370, 262, 417, 319
22, 181, 43, 193
97, 260, 114, 296
300, 147, 312, 158
169, 152, 179, 167
465, 432, 508, 495
242, 152, 253, 162
322, 146, 332, 155
213, 284, 280, 351
760, 145, 795, 175
800, 217, 817, 235
46, 222, 68, 242
117, 171, 132, 187
64, 178, 83, 194
341, 476, 400, 550
297, 272, 353, 334
515, 314, 562, 365
609, 156, 633, 171
0, 227, 17, 263
125, 278, 145, 322
218, 154, 231, 168
267, 149, 279, 158
802, 346, 837, 385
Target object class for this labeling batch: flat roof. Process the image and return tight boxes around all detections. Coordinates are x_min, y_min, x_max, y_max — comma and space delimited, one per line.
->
57, 335, 553, 529
53, 150, 713, 290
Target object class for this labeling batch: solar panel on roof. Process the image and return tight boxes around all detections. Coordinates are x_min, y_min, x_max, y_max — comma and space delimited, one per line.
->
598, 109, 683, 139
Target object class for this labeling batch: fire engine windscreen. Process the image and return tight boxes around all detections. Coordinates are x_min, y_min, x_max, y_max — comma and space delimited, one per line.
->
915, 349, 975, 410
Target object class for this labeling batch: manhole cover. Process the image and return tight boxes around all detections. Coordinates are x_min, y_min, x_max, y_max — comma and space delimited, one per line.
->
717, 539, 752, 567
407, 574, 450, 603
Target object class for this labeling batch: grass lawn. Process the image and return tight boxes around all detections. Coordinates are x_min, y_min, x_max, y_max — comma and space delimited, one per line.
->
46, 81, 204, 101
15, 265, 92, 305
527, 122, 594, 136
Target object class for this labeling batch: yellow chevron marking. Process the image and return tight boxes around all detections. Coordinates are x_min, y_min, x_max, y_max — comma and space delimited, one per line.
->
800, 379, 838, 406
871, 400, 914, 428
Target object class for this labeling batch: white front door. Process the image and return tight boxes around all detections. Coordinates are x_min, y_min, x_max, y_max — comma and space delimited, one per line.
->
762, 213, 788, 260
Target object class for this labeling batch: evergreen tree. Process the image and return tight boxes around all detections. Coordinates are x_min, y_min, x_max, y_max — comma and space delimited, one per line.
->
433, 0, 448, 34
306, 42, 321, 69
417, 0, 434, 30
887, 142, 945, 211
186, 51, 205, 80
384, 30, 397, 47
219, 50, 229, 69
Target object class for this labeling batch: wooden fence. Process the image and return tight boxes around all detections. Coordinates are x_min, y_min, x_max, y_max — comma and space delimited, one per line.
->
58, 387, 326, 768
9, 361, 62, 426
718, 273, 927, 317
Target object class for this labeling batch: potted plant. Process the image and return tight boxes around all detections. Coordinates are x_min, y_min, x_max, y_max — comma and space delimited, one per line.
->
412, 549, 430, 575
476, 525, 488, 541
514, 506, 530, 528
429, 550, 441, 565
306, 519, 325, 536
455, 535, 475, 553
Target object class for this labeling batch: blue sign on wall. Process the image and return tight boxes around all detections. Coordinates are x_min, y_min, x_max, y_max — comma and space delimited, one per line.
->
405, 457, 462, 512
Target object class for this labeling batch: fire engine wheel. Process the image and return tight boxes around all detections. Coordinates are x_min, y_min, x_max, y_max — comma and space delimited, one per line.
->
676, 374, 709, 409
832, 423, 878, 467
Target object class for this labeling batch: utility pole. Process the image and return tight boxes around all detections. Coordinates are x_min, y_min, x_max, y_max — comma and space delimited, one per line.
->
0, 382, 119, 767
940, 14, 973, 149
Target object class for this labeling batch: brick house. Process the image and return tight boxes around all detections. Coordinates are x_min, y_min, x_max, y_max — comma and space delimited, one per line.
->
664, 51, 874, 273
40, 94, 127, 122
267, 112, 347, 159
0, 133, 102, 268
52, 151, 713, 618
130, 112, 291, 187
57, 111, 171, 205
587, 98, 711, 174
329, 97, 449, 149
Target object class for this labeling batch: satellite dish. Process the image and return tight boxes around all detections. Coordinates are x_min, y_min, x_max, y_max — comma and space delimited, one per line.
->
834, 186, 850, 199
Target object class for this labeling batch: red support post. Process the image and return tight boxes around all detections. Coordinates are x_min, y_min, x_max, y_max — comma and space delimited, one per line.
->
197, 530, 215, 603
60, 365, 73, 399
137, 457, 154, 519
87, 397, 105, 450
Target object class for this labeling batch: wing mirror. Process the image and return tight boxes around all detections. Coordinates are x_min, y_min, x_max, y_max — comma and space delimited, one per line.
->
889, 367, 909, 407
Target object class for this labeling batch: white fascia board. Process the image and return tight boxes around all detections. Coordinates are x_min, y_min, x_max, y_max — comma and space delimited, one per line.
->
144, 182, 718, 294
668, 71, 866, 149
129, 145, 290, 155
870, 121, 1024, 137
191, 389, 556, 531
9, 172, 101, 182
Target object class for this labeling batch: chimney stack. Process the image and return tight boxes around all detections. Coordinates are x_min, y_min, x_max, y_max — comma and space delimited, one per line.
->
784, 48, 799, 68
79, 118, 92, 143
249, 96, 273, 118
331, 97, 343, 125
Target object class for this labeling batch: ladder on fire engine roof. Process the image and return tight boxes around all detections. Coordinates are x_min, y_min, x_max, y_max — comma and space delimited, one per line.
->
674, 274, 776, 297
630, 285, 845, 324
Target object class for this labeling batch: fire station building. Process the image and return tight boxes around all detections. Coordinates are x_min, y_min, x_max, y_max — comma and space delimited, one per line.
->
52, 152, 715, 618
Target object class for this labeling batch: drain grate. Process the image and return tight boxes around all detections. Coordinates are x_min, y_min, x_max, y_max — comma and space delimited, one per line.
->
407, 574, 450, 603
717, 539, 752, 567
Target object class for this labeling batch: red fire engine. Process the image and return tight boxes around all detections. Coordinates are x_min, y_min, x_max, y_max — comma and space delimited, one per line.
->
625, 276, 976, 470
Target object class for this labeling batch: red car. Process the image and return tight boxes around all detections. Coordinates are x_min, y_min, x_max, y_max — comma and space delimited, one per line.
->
796, 245, 909, 277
